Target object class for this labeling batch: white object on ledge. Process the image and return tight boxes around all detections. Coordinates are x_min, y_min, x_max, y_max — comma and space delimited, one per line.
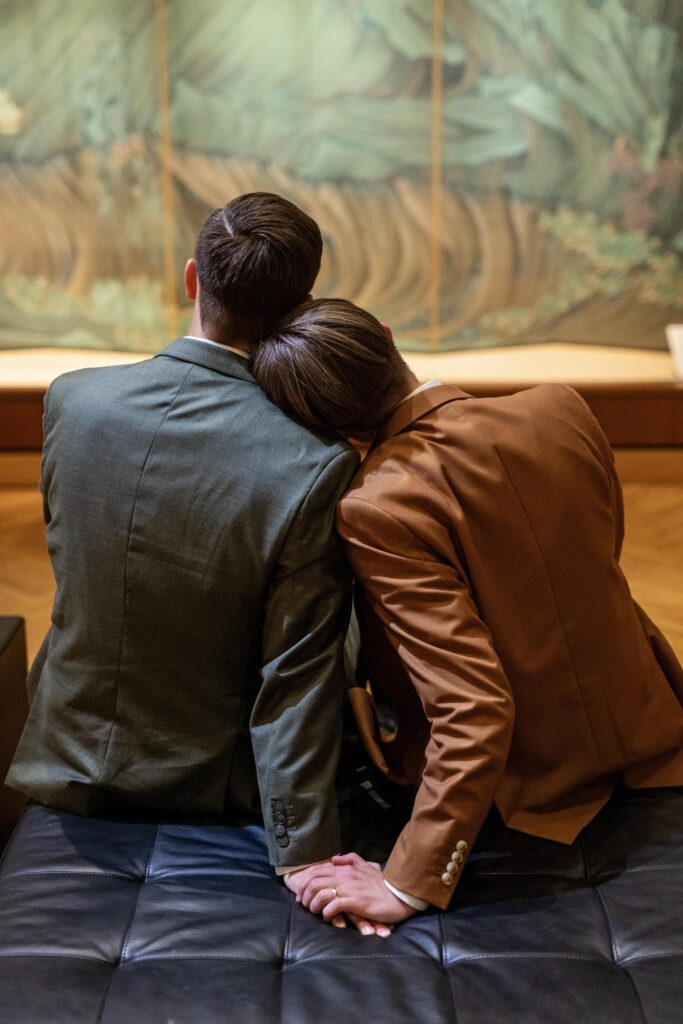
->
666, 326, 683, 380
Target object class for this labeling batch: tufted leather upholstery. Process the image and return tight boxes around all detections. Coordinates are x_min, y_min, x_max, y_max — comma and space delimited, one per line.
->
0, 788, 682, 1024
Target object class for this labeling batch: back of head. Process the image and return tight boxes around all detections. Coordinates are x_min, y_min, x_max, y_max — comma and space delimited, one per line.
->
195, 192, 322, 343
251, 298, 407, 436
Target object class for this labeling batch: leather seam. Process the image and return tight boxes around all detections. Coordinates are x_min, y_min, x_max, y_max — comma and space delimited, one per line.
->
473, 870, 585, 878
594, 885, 619, 964
618, 966, 651, 1024
464, 864, 679, 879
119, 826, 160, 963
283, 902, 293, 966
120, 954, 289, 964
0, 952, 112, 964
1, 869, 276, 880
444, 952, 612, 964
440, 912, 462, 1024
3, 951, 661, 965
619, 952, 683, 967
0, 870, 145, 880
285, 955, 430, 963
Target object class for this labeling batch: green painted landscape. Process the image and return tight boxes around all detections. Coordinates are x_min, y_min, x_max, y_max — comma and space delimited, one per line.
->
0, 0, 681, 352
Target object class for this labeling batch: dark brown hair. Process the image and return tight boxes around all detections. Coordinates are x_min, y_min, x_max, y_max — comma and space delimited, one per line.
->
251, 298, 407, 435
194, 192, 322, 343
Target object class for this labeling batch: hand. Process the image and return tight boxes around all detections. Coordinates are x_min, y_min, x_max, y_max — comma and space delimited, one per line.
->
298, 853, 417, 926
284, 861, 392, 936
283, 862, 330, 901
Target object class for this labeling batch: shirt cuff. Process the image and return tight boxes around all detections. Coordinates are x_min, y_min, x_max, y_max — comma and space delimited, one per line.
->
275, 861, 326, 877
384, 878, 430, 911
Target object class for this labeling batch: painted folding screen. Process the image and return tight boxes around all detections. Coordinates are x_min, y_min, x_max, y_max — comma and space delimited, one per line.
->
0, 0, 681, 353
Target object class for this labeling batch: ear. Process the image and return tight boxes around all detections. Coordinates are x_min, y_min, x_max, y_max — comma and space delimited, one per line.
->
185, 258, 198, 301
381, 322, 394, 341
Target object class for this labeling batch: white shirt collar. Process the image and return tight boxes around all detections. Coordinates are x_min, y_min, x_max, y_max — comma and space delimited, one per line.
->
185, 335, 250, 361
185, 339, 440, 402
397, 379, 442, 406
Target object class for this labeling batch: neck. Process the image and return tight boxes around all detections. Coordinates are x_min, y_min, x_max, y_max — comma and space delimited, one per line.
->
363, 367, 420, 444
187, 306, 252, 354
390, 367, 420, 407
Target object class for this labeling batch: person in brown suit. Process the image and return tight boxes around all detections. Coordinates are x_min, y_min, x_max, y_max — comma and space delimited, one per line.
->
253, 298, 683, 926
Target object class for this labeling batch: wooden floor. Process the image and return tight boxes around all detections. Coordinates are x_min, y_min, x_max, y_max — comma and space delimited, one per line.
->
0, 483, 682, 663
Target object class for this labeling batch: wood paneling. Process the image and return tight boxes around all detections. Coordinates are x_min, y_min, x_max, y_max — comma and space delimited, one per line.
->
0, 390, 44, 450
2, 383, 683, 450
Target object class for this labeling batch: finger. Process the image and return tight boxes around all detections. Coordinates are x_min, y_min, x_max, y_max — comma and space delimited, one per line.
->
331, 854, 382, 876
346, 914, 392, 938
296, 866, 337, 892
323, 905, 393, 942
309, 887, 341, 915
346, 913, 391, 937
362, 918, 394, 936
296, 865, 338, 889
299, 875, 338, 909
299, 876, 331, 908
322, 896, 366, 922
331, 853, 364, 868
330, 914, 347, 929
346, 913, 377, 936
305, 884, 333, 914
300, 866, 361, 906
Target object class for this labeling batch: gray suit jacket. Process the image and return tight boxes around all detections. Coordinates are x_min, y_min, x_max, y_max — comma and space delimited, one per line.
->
7, 338, 358, 869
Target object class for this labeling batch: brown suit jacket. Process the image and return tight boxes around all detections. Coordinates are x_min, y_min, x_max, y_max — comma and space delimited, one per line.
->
337, 383, 683, 909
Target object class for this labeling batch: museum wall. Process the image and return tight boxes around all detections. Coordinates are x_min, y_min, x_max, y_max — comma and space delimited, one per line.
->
0, 0, 682, 355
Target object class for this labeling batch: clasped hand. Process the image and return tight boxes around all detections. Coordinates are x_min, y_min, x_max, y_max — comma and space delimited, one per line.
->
284, 852, 416, 937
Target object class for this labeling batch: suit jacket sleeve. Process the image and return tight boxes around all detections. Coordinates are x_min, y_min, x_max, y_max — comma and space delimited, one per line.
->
251, 447, 359, 870
28, 385, 55, 702
337, 496, 515, 909
40, 383, 54, 526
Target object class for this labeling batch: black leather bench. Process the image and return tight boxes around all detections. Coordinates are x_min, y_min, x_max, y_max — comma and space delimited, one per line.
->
1, 787, 682, 1024
0, 616, 28, 848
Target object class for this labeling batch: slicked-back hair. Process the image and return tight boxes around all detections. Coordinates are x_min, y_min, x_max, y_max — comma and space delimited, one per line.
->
251, 298, 408, 436
194, 192, 323, 342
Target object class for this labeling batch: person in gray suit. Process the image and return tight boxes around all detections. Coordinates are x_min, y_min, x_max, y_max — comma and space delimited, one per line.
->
7, 193, 360, 891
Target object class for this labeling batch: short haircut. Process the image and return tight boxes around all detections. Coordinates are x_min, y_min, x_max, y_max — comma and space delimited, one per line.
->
251, 298, 407, 435
194, 192, 323, 342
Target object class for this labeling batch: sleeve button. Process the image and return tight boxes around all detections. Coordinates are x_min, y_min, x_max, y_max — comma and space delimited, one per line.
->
275, 824, 287, 837
456, 840, 468, 852
446, 861, 459, 873
441, 871, 454, 885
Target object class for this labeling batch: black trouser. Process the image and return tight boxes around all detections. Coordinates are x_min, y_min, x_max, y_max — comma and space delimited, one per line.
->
336, 703, 415, 863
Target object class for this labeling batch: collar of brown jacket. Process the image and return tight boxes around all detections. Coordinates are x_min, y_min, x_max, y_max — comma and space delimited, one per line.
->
373, 383, 471, 446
